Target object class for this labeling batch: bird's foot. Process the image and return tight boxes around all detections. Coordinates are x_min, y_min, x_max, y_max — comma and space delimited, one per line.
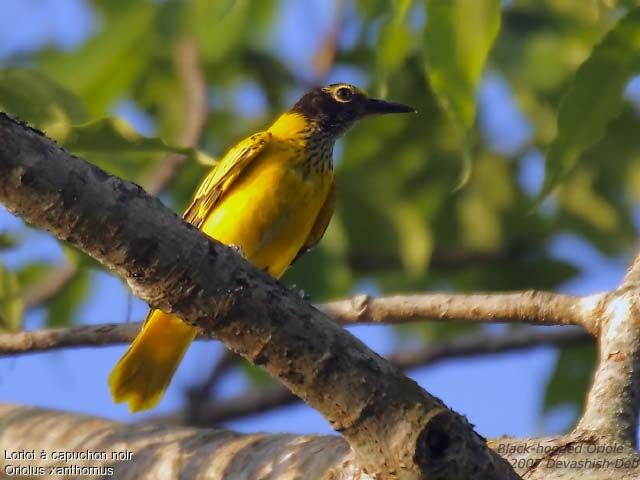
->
289, 284, 311, 301
227, 243, 245, 258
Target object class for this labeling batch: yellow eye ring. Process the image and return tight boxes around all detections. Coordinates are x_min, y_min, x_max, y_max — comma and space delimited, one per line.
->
334, 86, 354, 102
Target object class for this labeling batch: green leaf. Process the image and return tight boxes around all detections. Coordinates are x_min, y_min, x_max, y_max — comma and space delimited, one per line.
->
0, 69, 89, 129
424, 0, 501, 185
16, 262, 56, 291
59, 118, 216, 166
544, 343, 596, 420
187, 0, 250, 63
238, 359, 274, 387
538, 7, 640, 200
424, 0, 501, 130
0, 233, 20, 251
377, 0, 414, 95
0, 262, 24, 332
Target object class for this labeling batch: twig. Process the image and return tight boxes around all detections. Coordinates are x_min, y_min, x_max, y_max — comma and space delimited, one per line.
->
0, 322, 142, 354
321, 291, 591, 330
0, 292, 589, 356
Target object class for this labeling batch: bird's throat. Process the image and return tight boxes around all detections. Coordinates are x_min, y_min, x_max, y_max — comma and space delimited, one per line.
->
268, 112, 335, 174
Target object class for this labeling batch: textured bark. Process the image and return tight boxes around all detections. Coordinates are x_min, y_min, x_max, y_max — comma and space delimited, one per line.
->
0, 322, 142, 355
321, 292, 587, 329
575, 293, 640, 444
0, 404, 357, 480
0, 114, 516, 478
4, 405, 640, 480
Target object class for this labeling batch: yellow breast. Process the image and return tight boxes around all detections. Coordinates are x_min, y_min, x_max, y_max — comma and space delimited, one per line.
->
200, 139, 333, 278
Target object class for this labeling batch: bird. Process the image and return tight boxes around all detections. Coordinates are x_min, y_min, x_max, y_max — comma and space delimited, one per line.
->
108, 83, 415, 412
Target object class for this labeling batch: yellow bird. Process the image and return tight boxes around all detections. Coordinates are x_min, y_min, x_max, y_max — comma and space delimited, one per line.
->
109, 83, 415, 412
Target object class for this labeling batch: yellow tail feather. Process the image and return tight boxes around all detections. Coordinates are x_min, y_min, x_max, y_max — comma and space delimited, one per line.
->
109, 310, 196, 412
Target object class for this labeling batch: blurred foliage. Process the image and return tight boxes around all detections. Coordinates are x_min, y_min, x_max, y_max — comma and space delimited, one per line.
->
0, 262, 23, 332
539, 7, 640, 199
45, 270, 92, 328
424, 0, 502, 184
0, 233, 19, 251
2, 0, 640, 430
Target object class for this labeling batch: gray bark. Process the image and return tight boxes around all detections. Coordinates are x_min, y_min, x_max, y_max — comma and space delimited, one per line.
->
2, 405, 640, 479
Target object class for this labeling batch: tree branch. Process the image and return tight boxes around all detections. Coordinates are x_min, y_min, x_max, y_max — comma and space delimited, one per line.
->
0, 404, 360, 480
162, 328, 590, 426
0, 113, 516, 479
4, 404, 639, 480
0, 292, 589, 356
574, 266, 640, 445
0, 322, 142, 355
321, 291, 591, 330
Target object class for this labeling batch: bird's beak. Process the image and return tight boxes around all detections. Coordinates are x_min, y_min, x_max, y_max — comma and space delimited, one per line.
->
364, 98, 416, 115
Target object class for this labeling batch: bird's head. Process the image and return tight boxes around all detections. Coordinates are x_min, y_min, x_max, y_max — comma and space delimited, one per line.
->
291, 83, 415, 138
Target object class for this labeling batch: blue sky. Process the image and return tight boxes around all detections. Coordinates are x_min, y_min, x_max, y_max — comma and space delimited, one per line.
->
0, 0, 633, 439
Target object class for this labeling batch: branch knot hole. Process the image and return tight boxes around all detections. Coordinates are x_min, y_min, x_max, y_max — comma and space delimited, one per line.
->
414, 409, 454, 478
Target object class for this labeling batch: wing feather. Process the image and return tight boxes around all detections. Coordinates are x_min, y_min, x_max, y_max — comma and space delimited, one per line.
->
183, 132, 271, 228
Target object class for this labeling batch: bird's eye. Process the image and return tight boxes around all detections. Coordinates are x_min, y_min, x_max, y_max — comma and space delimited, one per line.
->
334, 86, 353, 102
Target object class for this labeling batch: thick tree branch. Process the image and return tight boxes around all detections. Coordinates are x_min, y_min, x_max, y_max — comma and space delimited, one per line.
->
0, 114, 516, 479
0, 404, 359, 480
574, 269, 640, 445
4, 404, 639, 480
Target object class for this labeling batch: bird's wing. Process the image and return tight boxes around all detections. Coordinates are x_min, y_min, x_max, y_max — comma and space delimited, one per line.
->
291, 178, 336, 265
183, 132, 272, 227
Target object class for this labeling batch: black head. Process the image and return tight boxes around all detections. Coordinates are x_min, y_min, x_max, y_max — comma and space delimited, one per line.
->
291, 83, 415, 137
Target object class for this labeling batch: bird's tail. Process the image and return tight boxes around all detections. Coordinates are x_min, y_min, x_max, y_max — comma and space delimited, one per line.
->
109, 310, 196, 412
